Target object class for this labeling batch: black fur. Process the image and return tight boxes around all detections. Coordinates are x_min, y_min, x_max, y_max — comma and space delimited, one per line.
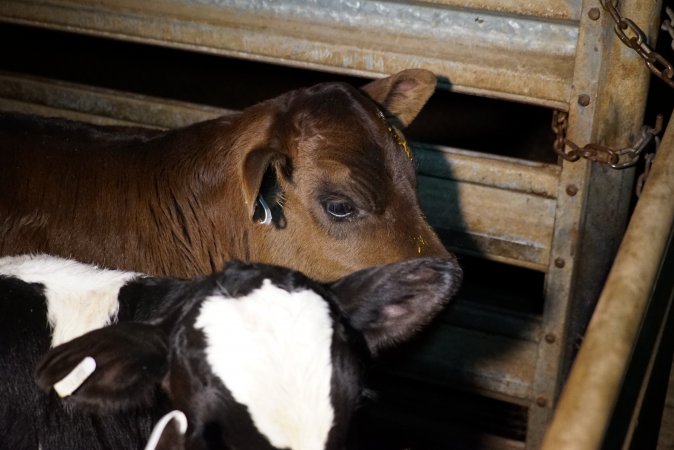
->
0, 275, 162, 450
1, 256, 461, 449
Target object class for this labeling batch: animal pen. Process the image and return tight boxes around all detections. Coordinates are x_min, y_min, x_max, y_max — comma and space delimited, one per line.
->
0, 0, 673, 449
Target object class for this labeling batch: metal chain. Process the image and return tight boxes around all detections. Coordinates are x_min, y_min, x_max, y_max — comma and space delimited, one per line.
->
550, 4, 670, 168
663, 7, 674, 51
600, 0, 674, 88
551, 111, 663, 169
635, 138, 659, 197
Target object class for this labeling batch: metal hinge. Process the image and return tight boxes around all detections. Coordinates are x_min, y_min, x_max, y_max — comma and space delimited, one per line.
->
551, 111, 663, 169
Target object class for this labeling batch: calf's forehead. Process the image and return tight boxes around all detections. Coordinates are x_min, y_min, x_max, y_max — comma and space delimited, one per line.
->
189, 279, 338, 450
288, 83, 414, 182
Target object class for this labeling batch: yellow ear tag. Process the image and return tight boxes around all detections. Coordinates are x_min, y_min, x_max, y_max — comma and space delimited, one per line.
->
377, 110, 413, 161
415, 235, 427, 255
391, 127, 413, 161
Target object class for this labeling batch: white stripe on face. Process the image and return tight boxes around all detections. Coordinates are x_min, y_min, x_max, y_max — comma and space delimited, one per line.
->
196, 279, 335, 450
0, 254, 137, 346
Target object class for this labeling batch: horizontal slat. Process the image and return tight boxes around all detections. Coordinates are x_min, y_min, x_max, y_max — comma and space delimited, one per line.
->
0, 72, 559, 269
415, 143, 561, 199
416, 144, 559, 270
387, 316, 539, 403
448, 302, 542, 343
0, 97, 145, 126
0, 0, 577, 108
419, 175, 557, 270
415, 0, 580, 21
0, 72, 226, 127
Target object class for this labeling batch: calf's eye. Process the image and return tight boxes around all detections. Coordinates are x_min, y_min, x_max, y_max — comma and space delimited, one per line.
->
325, 200, 354, 219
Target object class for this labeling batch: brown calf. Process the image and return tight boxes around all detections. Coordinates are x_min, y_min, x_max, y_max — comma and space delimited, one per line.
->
0, 69, 452, 281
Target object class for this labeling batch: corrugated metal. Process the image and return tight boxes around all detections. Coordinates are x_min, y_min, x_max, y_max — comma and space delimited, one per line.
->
0, 0, 577, 108
419, 176, 556, 271
0, 72, 228, 127
414, 0, 581, 21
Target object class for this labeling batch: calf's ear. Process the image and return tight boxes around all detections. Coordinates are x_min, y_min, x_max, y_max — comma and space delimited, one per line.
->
329, 257, 462, 355
241, 139, 289, 223
360, 69, 437, 127
35, 322, 169, 412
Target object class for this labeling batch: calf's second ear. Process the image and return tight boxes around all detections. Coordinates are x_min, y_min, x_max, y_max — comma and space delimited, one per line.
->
360, 69, 437, 128
329, 257, 462, 355
241, 144, 289, 223
35, 322, 169, 412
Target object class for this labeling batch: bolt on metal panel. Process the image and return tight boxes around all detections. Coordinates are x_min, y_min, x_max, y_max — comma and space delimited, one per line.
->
542, 110, 674, 450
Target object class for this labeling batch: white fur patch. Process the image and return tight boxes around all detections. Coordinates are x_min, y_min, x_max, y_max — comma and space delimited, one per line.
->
195, 279, 335, 450
0, 254, 138, 347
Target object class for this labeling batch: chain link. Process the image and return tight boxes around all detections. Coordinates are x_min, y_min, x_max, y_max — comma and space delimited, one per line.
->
600, 0, 674, 88
635, 139, 659, 197
663, 7, 674, 51
551, 111, 663, 169
549, 3, 670, 168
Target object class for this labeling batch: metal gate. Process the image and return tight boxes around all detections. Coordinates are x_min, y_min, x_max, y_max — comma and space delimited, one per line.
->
0, 1, 667, 448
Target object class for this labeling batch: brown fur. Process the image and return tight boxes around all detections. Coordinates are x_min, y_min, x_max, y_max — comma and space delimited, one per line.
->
0, 69, 452, 281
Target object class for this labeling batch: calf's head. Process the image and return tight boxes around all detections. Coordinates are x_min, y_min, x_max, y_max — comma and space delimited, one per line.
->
36, 257, 461, 450
235, 69, 449, 281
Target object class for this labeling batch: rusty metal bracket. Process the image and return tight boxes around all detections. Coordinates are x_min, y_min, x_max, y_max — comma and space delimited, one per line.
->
600, 0, 674, 89
552, 111, 663, 169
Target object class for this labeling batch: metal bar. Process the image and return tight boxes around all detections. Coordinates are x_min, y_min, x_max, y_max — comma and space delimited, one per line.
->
0, 0, 576, 108
386, 320, 539, 403
607, 241, 674, 449
527, 0, 661, 446
415, 143, 561, 199
0, 71, 228, 127
413, 0, 581, 21
541, 110, 674, 450
419, 176, 556, 271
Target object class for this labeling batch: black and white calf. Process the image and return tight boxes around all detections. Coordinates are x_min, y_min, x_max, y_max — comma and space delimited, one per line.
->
0, 254, 461, 450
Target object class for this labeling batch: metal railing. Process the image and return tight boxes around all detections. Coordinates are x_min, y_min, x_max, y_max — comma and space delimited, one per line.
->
542, 110, 674, 449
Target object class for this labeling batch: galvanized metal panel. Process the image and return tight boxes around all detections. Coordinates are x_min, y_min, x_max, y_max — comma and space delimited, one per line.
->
0, 0, 578, 108
415, 0, 581, 21
416, 143, 559, 270
415, 143, 560, 199
0, 72, 227, 127
419, 175, 557, 271
389, 320, 539, 403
